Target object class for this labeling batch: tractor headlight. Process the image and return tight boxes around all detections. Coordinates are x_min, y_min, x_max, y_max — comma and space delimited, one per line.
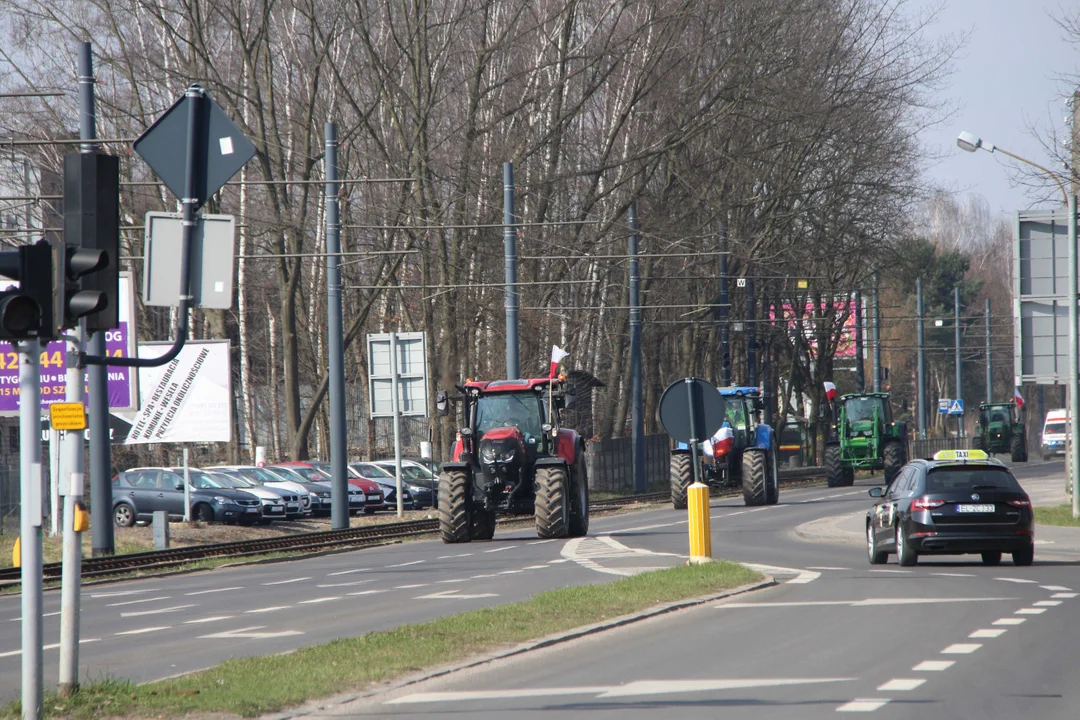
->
481, 445, 497, 464
500, 447, 516, 462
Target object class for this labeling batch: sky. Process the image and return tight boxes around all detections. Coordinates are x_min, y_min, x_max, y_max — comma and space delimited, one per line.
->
920, 0, 1079, 216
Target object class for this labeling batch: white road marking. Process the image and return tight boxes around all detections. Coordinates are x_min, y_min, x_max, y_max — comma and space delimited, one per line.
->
470, 574, 497, 579
741, 563, 820, 584
1033, 600, 1063, 607
548, 559, 570, 564
995, 577, 1038, 584
931, 573, 975, 578
115, 626, 171, 636
347, 590, 387, 596
528, 540, 555, 545
121, 604, 196, 618
435, 578, 468, 584
106, 596, 170, 607
244, 606, 291, 614
394, 584, 429, 589
868, 569, 912, 574
1015, 608, 1047, 615
877, 679, 925, 691
806, 496, 828, 502
718, 597, 1012, 609
969, 629, 1007, 638
317, 580, 374, 588
942, 644, 981, 654
726, 511, 746, 516
299, 596, 342, 604
262, 577, 310, 586
498, 570, 523, 575
183, 616, 233, 624
91, 589, 161, 598
608, 522, 680, 534
199, 625, 304, 640
807, 566, 850, 571
1052, 593, 1078, 599
386, 560, 425, 568
837, 698, 891, 712
185, 586, 243, 596
523, 565, 550, 570
913, 660, 954, 671
484, 546, 515, 553
414, 589, 499, 600
992, 618, 1026, 626
1040, 585, 1072, 592
327, 568, 369, 576
437, 554, 474, 559
8, 612, 61, 622
0, 639, 100, 659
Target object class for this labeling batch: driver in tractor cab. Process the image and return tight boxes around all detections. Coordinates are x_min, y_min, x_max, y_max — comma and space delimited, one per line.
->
990, 407, 1008, 425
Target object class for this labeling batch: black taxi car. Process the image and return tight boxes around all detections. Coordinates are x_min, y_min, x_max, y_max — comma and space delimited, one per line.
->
866, 449, 1034, 567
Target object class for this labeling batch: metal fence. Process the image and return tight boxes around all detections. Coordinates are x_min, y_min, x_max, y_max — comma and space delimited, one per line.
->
908, 436, 971, 461
586, 434, 670, 493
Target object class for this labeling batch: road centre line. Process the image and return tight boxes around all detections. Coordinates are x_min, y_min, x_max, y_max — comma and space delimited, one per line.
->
386, 560, 425, 568
913, 660, 954, 671
107, 596, 170, 607
262, 577, 310, 586
837, 698, 890, 712
121, 604, 196, 618
185, 586, 243, 596
877, 679, 925, 691
115, 626, 171, 636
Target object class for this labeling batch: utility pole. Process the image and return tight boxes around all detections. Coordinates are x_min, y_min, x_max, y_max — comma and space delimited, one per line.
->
854, 290, 864, 393
325, 122, 348, 531
955, 286, 963, 438
503, 162, 519, 379
917, 277, 926, 439
20, 340, 43, 720
747, 272, 756, 388
985, 299, 992, 404
719, 221, 731, 387
628, 202, 645, 494
872, 273, 881, 392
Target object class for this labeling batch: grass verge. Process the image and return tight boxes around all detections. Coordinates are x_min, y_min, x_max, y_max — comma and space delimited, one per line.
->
3, 560, 760, 719
1034, 504, 1080, 527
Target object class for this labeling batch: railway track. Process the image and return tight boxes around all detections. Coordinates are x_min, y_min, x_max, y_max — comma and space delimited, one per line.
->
0, 467, 823, 588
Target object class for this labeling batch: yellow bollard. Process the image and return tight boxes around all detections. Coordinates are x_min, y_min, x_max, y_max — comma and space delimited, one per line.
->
11, 536, 19, 568
687, 481, 713, 564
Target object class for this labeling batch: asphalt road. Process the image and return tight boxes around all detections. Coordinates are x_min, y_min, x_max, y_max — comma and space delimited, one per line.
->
1, 460, 1075, 717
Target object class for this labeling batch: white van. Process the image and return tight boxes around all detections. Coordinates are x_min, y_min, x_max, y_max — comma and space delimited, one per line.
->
1041, 409, 1070, 459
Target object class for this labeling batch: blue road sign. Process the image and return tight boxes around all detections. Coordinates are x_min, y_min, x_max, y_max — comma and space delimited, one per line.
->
938, 399, 951, 414
947, 399, 965, 415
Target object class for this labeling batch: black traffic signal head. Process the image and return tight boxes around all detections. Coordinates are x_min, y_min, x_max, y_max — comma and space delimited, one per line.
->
63, 152, 119, 332
60, 245, 109, 328
0, 240, 56, 341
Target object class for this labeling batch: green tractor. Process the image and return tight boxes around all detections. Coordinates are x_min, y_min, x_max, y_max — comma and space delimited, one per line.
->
972, 402, 1027, 462
824, 392, 907, 487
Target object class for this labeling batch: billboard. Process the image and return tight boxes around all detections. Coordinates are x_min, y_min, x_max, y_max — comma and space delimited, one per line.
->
0, 272, 137, 415
771, 299, 858, 359
367, 332, 428, 418
1013, 208, 1072, 385
125, 340, 232, 444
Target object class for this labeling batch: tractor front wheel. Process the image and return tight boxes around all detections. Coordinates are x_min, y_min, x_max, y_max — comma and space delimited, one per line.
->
1010, 432, 1028, 463
972, 435, 986, 452
535, 465, 570, 539
825, 444, 845, 488
670, 454, 693, 509
568, 455, 590, 537
469, 508, 496, 541
883, 440, 905, 485
742, 448, 768, 506
439, 470, 471, 544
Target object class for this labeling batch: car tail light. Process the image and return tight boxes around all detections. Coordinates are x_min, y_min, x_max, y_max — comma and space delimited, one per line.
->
1007, 498, 1032, 508
911, 497, 946, 512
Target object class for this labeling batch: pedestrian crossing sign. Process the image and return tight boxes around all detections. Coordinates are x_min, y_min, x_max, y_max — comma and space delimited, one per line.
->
947, 399, 965, 415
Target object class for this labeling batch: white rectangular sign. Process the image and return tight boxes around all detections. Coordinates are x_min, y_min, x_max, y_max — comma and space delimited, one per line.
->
125, 340, 232, 444
367, 332, 428, 418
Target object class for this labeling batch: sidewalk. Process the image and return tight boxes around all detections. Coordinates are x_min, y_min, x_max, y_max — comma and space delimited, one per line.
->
794, 468, 1080, 556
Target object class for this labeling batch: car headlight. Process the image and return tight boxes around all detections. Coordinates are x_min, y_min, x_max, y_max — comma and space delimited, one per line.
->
319, 492, 331, 498
407, 485, 423, 494
213, 496, 229, 504
481, 445, 497, 464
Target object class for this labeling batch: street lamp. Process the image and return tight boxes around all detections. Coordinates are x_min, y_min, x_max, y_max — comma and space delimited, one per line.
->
957, 130, 1079, 519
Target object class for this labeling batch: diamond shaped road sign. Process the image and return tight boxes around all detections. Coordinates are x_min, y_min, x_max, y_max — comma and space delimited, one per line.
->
133, 85, 255, 209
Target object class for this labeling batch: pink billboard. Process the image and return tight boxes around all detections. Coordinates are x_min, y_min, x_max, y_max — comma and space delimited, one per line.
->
770, 299, 858, 359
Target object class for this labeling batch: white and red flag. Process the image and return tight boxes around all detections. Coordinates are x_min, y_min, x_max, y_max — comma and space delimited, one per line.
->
1014, 388, 1025, 411
549, 345, 569, 378
824, 381, 837, 402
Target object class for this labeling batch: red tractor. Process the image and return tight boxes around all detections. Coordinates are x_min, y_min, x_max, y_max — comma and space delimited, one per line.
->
435, 376, 590, 542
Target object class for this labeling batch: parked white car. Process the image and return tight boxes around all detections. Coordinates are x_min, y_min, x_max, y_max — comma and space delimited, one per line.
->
206, 465, 314, 517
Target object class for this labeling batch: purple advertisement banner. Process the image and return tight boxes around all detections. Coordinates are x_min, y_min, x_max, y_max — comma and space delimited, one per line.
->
0, 322, 135, 414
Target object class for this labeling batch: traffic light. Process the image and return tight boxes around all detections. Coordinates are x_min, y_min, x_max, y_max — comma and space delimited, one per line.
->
0, 239, 56, 341
63, 152, 119, 332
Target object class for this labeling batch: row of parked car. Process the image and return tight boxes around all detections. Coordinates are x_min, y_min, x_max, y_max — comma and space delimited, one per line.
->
110, 458, 440, 527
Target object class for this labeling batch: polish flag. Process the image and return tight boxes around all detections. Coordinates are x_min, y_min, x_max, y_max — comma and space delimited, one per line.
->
549, 345, 569, 378
824, 381, 837, 402
1014, 388, 1025, 411
712, 425, 735, 458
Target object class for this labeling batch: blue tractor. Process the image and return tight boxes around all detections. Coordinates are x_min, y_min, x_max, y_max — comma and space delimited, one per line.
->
670, 386, 779, 508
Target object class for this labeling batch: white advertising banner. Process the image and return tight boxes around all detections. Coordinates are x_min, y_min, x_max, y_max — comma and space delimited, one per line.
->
125, 340, 232, 444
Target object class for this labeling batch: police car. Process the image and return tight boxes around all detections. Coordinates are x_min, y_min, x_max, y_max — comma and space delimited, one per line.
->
866, 449, 1034, 567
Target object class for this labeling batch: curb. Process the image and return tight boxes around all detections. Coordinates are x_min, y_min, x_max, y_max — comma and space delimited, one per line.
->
264, 574, 777, 719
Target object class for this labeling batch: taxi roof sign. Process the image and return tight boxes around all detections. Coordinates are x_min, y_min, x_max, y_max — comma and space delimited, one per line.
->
49, 402, 87, 431
932, 449, 988, 461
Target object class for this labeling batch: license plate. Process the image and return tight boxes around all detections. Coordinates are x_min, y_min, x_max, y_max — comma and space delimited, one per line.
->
246, 507, 259, 513
268, 506, 283, 513
956, 504, 995, 513
287, 504, 299, 511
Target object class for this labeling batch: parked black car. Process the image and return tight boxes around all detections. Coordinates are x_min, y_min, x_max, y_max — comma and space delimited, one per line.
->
866, 450, 1034, 567
111, 468, 262, 526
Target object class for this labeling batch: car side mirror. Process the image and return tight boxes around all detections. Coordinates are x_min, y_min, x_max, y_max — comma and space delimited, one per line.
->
436, 390, 449, 417
868, 487, 884, 498
175, 482, 184, 491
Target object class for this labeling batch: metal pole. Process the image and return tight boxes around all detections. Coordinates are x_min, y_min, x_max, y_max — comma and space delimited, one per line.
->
391, 332, 404, 517
628, 201, 645, 493
81, 42, 113, 557
917, 277, 926, 439
955, 286, 963, 438
872, 273, 881, 392
20, 340, 43, 720
985, 299, 992, 404
1069, 193, 1079, 519
719, 222, 731, 387
503, 162, 519, 379
747, 273, 756, 388
325, 122, 349, 530
854, 290, 864, 393
684, 378, 702, 486
48, 430, 59, 537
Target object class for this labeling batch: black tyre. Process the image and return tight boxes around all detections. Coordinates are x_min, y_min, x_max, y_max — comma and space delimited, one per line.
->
742, 448, 768, 506
766, 446, 779, 505
896, 524, 917, 566
825, 443, 844, 488
258, 517, 274, 525
867, 522, 887, 565
972, 435, 986, 451
535, 465, 570, 539
194, 503, 215, 523
568, 455, 590, 537
1012, 545, 1034, 566
670, 454, 693, 509
981, 551, 1002, 566
113, 503, 136, 528
438, 470, 471, 544
1010, 433, 1028, 463
842, 467, 855, 486
883, 439, 905, 485
469, 509, 496, 541
364, 508, 377, 515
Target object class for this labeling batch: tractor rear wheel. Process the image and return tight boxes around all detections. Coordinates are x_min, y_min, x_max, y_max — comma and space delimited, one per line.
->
972, 435, 986, 452
742, 448, 768, 506
766, 446, 779, 505
535, 465, 570, 539
439, 470, 471, 544
883, 439, 905, 485
670, 454, 693, 509
825, 444, 844, 488
568, 456, 590, 537
470, 508, 496, 540
1010, 432, 1028, 463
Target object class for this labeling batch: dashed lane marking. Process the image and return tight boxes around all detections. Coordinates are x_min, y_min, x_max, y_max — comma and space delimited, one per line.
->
932, 573, 975, 577
386, 560, 425, 568
244, 606, 291, 614
941, 644, 982, 654
435, 578, 468, 584
186, 586, 243, 596
868, 569, 912, 574
1034, 600, 1063, 607
0, 639, 99, 659
121, 604, 196, 618
470, 574, 496, 579
992, 618, 1026, 626
90, 589, 161, 598
262, 577, 310, 586
995, 578, 1038, 584
199, 626, 304, 640
327, 568, 369, 576
299, 596, 342, 604
548, 559, 570, 564
970, 629, 1007, 638
347, 590, 387, 596
523, 565, 550, 570
437, 554, 473, 559
528, 540, 555, 545
719, 597, 1012, 609
1015, 608, 1047, 615
115, 626, 171, 636
877, 679, 925, 691
8, 611, 60, 623
913, 660, 954, 671
107, 596, 170, 607
414, 590, 499, 600
484, 546, 515, 553
807, 566, 850, 571
317, 580, 374, 588
183, 616, 233, 624
394, 584, 429, 589
1041, 585, 1072, 592
1052, 593, 1078, 599
837, 698, 890, 712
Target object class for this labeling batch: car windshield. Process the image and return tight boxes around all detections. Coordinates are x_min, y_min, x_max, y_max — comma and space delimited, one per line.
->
987, 408, 1010, 424
378, 464, 428, 481
213, 473, 251, 490
351, 463, 393, 479
1045, 422, 1068, 435
268, 466, 311, 483
844, 397, 882, 423
925, 467, 1022, 493
475, 391, 543, 437
185, 470, 229, 490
